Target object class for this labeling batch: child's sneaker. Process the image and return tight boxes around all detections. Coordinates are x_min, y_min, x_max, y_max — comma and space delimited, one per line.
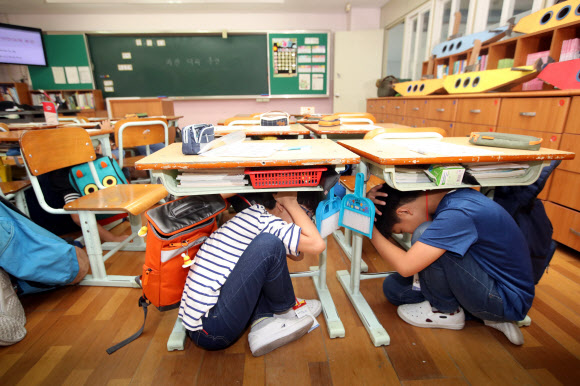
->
484, 320, 524, 345
397, 300, 465, 330
275, 298, 322, 319
248, 316, 313, 357
0, 269, 27, 346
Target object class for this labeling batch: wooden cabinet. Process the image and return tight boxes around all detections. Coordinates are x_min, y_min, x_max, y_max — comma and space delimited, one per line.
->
107, 98, 174, 119
0, 82, 31, 105
367, 90, 580, 251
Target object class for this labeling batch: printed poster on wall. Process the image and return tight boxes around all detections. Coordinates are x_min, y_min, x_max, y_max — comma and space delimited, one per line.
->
272, 38, 297, 77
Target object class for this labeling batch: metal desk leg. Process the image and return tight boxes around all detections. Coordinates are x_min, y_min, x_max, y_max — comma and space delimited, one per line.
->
336, 232, 390, 347
168, 317, 187, 351
332, 227, 368, 272
309, 239, 345, 338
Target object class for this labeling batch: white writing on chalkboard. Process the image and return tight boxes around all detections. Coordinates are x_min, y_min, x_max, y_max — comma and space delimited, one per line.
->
165, 57, 221, 67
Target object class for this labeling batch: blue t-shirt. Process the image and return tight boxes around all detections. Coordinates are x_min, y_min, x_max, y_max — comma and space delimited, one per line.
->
419, 189, 534, 321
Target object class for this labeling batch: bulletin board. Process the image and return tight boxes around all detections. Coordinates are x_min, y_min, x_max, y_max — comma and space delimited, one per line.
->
28, 34, 94, 90
268, 32, 329, 96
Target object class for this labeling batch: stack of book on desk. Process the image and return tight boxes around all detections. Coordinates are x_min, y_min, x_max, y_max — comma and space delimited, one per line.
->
463, 163, 529, 180
177, 168, 248, 187
394, 166, 432, 184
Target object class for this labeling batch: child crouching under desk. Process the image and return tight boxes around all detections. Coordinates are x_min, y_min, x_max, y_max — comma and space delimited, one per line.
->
179, 191, 325, 356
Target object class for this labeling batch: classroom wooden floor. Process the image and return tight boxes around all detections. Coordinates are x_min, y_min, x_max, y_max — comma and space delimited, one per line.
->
1, 219, 579, 386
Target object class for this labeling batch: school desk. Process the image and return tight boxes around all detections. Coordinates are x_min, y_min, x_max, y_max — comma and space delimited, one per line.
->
214, 123, 311, 139
136, 139, 360, 350
304, 122, 410, 139
335, 137, 575, 347
6, 122, 59, 131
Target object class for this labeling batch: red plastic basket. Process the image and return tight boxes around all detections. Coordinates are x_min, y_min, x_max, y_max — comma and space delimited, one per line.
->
245, 167, 326, 189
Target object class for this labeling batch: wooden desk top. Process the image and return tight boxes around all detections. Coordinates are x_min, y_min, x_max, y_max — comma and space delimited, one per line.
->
337, 137, 575, 166
214, 123, 310, 137
304, 122, 409, 135
0, 127, 113, 142
135, 139, 360, 170
7, 122, 59, 131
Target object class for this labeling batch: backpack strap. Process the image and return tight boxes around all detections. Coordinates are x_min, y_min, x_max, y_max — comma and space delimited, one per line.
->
106, 295, 150, 354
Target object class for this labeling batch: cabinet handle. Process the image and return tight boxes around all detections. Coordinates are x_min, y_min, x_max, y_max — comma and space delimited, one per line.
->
520, 112, 536, 117
381, 105, 385, 109
412, 107, 419, 111
470, 109, 481, 114
571, 228, 580, 237
436, 108, 445, 112
395, 106, 400, 110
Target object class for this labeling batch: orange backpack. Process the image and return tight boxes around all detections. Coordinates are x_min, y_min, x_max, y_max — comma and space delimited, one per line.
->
107, 195, 227, 354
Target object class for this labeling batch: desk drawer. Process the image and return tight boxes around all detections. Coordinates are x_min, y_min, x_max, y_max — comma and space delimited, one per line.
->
559, 133, 580, 174
548, 169, 580, 211
497, 97, 570, 133
544, 201, 580, 251
456, 98, 500, 125
564, 97, 580, 134
427, 99, 457, 121
496, 128, 562, 150
367, 99, 385, 114
406, 99, 428, 118
453, 122, 495, 138
385, 99, 406, 114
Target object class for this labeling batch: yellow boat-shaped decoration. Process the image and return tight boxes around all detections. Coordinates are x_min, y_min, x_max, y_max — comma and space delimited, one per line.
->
514, 0, 580, 34
443, 65, 538, 94
393, 78, 445, 96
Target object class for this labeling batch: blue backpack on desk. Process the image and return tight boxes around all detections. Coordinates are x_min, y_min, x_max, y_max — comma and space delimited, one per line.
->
181, 123, 214, 155
69, 156, 128, 196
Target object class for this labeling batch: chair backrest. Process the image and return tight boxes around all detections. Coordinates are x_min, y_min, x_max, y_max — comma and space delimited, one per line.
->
224, 113, 261, 126
0, 122, 7, 132
114, 118, 168, 148
336, 112, 377, 124
364, 126, 447, 141
20, 126, 97, 176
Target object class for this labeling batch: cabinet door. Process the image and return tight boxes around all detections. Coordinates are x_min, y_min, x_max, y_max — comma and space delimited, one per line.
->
559, 133, 580, 174
367, 99, 379, 113
424, 119, 455, 136
565, 97, 580, 134
548, 169, 580, 211
497, 97, 570, 133
453, 122, 495, 138
544, 201, 580, 251
385, 99, 406, 114
427, 99, 457, 121
456, 98, 501, 125
405, 99, 428, 118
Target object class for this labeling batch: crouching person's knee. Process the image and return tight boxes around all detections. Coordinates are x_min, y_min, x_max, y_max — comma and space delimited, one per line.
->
70, 247, 89, 285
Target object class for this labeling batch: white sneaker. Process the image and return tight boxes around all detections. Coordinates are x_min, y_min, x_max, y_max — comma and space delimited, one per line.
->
0, 269, 27, 346
248, 316, 313, 357
484, 320, 524, 345
275, 298, 322, 319
397, 300, 465, 330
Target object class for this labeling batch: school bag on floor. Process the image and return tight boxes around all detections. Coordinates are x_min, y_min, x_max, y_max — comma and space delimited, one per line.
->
106, 194, 227, 354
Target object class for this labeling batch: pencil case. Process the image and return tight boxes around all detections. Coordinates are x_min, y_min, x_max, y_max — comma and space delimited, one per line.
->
181, 124, 215, 155
469, 132, 542, 151
260, 111, 289, 127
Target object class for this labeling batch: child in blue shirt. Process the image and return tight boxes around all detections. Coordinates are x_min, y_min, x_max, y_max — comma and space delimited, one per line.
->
369, 185, 534, 345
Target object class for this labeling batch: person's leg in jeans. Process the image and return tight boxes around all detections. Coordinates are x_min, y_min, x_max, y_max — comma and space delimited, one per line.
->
188, 233, 297, 350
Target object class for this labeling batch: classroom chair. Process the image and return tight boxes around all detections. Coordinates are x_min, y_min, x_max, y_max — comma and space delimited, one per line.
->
0, 122, 8, 132
0, 180, 31, 216
58, 116, 83, 124
223, 112, 262, 126
19, 126, 168, 287
319, 112, 377, 127
114, 118, 169, 183
335, 126, 448, 271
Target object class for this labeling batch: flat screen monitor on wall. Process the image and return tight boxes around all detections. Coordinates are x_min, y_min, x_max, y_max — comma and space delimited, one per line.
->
0, 23, 47, 66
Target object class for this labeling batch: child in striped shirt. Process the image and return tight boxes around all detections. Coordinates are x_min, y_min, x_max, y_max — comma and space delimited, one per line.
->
179, 191, 325, 356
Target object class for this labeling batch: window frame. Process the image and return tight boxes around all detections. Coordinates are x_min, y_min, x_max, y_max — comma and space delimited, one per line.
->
401, 2, 433, 80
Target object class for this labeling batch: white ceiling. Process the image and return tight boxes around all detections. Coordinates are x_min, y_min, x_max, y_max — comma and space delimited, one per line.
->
0, 0, 390, 15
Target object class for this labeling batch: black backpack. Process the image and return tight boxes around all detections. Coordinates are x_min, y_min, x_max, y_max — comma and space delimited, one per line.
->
376, 75, 398, 97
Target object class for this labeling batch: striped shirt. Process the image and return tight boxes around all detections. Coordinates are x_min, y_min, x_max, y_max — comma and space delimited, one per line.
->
178, 204, 301, 332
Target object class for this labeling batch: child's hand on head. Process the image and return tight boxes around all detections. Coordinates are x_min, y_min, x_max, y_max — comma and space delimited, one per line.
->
100, 120, 113, 131
368, 184, 388, 216
273, 191, 298, 206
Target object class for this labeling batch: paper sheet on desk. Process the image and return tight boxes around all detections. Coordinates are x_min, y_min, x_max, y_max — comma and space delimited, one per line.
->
199, 142, 284, 158
393, 140, 501, 156
215, 125, 291, 132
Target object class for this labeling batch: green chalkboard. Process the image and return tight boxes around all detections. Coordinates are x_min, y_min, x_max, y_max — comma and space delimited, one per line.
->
28, 34, 93, 90
269, 32, 329, 96
87, 34, 269, 98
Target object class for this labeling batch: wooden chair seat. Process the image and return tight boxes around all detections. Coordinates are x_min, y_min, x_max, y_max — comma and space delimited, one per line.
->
2, 156, 23, 166
0, 180, 31, 195
340, 174, 385, 193
120, 155, 145, 168
63, 184, 167, 215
